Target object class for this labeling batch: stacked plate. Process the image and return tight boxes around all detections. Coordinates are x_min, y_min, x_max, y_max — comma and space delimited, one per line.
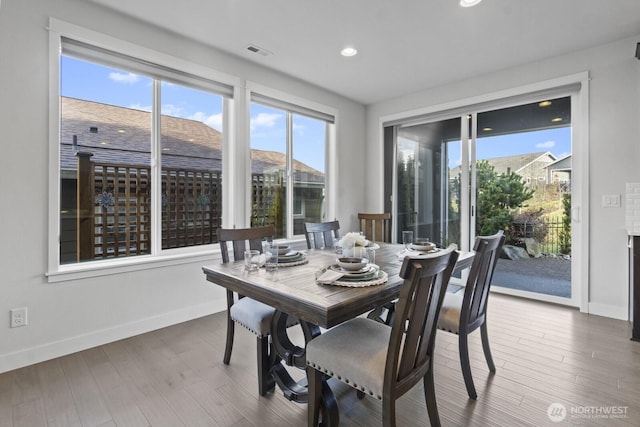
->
329, 264, 380, 282
278, 251, 305, 263
409, 242, 436, 252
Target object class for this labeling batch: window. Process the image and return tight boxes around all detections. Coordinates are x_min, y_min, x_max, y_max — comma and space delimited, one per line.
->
249, 97, 331, 239
59, 39, 229, 265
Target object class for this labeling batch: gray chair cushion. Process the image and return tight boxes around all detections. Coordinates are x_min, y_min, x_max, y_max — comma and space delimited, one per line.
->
438, 291, 463, 334
230, 298, 276, 338
306, 317, 391, 400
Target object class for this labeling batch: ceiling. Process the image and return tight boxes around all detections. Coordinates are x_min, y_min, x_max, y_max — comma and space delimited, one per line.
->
87, 0, 640, 105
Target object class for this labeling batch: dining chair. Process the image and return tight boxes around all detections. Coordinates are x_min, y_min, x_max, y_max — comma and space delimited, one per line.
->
306, 246, 459, 427
217, 226, 277, 396
304, 220, 341, 249
357, 212, 391, 243
437, 230, 506, 399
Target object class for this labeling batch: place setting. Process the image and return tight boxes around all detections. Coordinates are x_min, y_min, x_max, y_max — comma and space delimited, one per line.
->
244, 242, 309, 272
396, 231, 441, 260
315, 251, 388, 287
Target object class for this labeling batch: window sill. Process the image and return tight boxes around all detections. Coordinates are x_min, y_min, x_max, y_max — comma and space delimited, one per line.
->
46, 248, 220, 283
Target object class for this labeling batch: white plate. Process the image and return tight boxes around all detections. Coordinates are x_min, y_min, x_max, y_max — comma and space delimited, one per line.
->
278, 251, 300, 260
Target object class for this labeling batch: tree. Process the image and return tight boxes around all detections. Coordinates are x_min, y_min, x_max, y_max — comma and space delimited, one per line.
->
475, 161, 534, 236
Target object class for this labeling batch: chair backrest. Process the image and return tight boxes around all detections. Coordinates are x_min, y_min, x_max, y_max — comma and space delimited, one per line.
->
357, 213, 391, 243
460, 231, 506, 333
217, 226, 275, 262
384, 246, 459, 400
304, 221, 340, 249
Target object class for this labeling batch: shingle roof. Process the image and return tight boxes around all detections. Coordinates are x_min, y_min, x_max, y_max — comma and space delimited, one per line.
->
450, 151, 556, 176
484, 151, 556, 175
60, 97, 323, 183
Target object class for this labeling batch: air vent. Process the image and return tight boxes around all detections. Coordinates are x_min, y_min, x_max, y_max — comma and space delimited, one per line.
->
246, 44, 273, 57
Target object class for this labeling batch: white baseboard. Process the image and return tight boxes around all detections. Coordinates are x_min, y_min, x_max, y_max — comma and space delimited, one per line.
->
0, 300, 226, 374
587, 302, 629, 321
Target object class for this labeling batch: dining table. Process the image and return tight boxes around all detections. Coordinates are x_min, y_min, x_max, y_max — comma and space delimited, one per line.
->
202, 242, 474, 426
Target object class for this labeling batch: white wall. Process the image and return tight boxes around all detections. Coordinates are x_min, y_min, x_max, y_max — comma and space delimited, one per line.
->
0, 0, 365, 373
365, 35, 640, 320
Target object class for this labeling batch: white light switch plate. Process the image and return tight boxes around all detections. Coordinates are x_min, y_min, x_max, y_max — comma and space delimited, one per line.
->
602, 194, 621, 208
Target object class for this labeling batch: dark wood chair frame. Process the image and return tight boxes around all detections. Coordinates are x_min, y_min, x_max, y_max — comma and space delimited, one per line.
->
304, 221, 341, 249
440, 230, 506, 399
308, 248, 459, 427
358, 212, 391, 243
217, 226, 276, 396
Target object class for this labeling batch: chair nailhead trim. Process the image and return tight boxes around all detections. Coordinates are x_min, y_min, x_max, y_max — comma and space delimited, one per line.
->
307, 363, 381, 400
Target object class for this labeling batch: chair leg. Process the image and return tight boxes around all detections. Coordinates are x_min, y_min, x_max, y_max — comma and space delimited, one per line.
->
480, 323, 496, 373
382, 397, 396, 427
459, 333, 478, 399
256, 336, 275, 396
423, 366, 441, 427
223, 315, 234, 365
307, 367, 323, 427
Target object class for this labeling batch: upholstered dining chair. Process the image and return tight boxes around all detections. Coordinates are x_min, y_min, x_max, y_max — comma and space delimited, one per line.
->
357, 212, 391, 243
217, 226, 277, 396
437, 231, 506, 399
304, 220, 341, 249
306, 246, 459, 427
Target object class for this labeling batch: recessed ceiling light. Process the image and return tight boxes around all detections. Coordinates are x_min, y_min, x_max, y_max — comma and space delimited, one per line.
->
482, 127, 493, 132
551, 117, 563, 122
117, 129, 126, 134
460, 0, 482, 7
538, 101, 552, 107
341, 47, 358, 57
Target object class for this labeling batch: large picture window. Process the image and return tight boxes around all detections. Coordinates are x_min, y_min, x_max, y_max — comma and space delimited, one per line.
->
59, 39, 228, 265
249, 98, 331, 238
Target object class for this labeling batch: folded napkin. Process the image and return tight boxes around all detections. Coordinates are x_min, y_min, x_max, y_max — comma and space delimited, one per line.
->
316, 269, 345, 284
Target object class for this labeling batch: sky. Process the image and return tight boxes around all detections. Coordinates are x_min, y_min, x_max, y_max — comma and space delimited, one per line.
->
60, 56, 327, 173
61, 55, 571, 175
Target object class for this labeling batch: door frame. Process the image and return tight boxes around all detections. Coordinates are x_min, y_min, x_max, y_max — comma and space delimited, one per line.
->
380, 72, 589, 312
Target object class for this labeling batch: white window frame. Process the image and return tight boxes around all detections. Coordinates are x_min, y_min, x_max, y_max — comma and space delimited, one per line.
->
247, 82, 338, 240
46, 18, 241, 282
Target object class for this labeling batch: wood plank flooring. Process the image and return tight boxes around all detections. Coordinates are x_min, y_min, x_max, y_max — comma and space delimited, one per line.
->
1, 293, 639, 426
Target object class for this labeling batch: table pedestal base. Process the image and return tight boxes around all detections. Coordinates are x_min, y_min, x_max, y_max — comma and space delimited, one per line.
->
270, 311, 339, 426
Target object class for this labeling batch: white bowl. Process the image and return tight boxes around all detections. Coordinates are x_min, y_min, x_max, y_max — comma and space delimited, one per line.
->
274, 245, 291, 255
410, 242, 436, 251
337, 257, 368, 271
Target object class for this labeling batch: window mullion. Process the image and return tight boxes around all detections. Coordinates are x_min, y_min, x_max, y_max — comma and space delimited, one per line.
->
286, 112, 294, 239
151, 79, 162, 254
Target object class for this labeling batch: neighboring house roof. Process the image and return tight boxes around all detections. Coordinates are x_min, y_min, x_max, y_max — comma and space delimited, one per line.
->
545, 154, 572, 171
482, 151, 556, 175
450, 151, 557, 176
60, 97, 324, 183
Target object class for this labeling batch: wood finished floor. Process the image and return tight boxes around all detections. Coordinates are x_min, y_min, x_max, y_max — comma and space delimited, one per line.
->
1, 293, 639, 426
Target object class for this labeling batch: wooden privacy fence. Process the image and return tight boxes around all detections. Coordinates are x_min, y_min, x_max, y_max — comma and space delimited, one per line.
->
77, 154, 222, 261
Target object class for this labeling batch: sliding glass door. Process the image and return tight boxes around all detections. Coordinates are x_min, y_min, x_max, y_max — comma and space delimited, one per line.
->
395, 117, 463, 249
390, 95, 574, 302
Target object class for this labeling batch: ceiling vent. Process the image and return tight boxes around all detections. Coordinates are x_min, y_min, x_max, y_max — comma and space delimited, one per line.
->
246, 44, 273, 57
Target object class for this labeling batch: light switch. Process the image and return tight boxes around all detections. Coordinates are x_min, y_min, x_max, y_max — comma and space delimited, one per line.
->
602, 194, 621, 208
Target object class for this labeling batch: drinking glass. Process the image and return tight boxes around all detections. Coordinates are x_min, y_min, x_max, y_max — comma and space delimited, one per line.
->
364, 247, 376, 265
244, 250, 260, 271
402, 230, 414, 251
342, 240, 355, 257
263, 241, 278, 271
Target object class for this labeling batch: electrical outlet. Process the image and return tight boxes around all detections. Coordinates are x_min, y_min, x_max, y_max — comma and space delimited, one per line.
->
10, 307, 27, 328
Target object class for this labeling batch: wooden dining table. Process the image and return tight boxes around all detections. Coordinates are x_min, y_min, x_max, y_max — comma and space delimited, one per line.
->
202, 243, 474, 426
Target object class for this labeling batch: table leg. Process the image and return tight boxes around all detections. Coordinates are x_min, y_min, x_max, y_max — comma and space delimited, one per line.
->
269, 311, 339, 425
